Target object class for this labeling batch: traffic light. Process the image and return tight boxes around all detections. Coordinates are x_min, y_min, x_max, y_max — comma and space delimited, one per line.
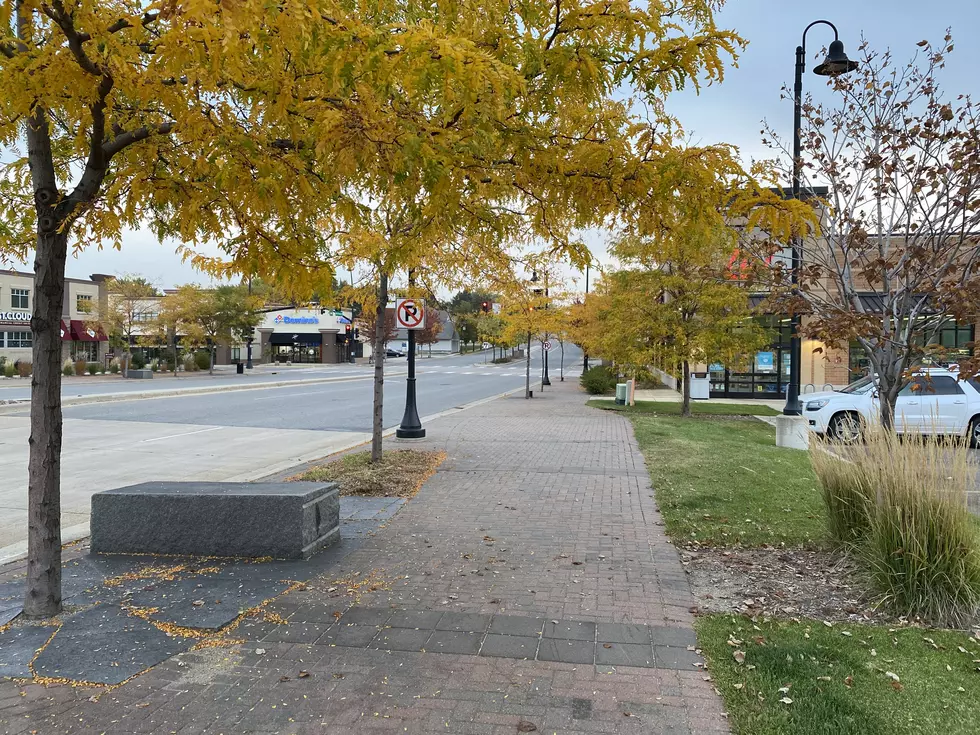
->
345, 324, 352, 341
481, 301, 490, 314
353, 327, 359, 340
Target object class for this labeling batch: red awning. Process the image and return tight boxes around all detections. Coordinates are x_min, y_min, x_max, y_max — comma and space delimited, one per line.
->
69, 320, 107, 342
59, 320, 72, 342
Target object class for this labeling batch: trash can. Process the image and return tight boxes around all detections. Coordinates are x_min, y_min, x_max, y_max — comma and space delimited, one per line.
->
236, 362, 244, 375
689, 372, 710, 400
615, 383, 627, 405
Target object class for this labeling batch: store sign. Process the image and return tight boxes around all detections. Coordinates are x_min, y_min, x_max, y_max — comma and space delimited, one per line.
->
0, 310, 31, 323
274, 314, 319, 325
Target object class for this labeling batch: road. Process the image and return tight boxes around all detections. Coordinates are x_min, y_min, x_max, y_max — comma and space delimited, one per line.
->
0, 345, 582, 557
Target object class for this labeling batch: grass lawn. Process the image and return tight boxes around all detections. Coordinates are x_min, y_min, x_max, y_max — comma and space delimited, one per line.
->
697, 614, 980, 735
291, 449, 445, 497
630, 414, 826, 546
590, 399, 779, 416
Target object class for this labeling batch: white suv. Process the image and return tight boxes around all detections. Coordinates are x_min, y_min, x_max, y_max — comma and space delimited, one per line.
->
805, 367, 980, 446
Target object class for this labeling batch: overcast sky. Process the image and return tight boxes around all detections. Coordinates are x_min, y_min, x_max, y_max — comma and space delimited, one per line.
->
9, 0, 978, 292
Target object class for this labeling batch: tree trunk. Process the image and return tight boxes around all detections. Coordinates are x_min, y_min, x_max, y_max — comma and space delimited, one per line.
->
209, 342, 214, 375
371, 273, 389, 462
681, 360, 692, 418
525, 331, 532, 398
25, 229, 68, 618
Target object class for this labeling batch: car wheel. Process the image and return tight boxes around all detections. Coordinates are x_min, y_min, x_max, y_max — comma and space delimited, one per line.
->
828, 412, 862, 444
970, 417, 980, 449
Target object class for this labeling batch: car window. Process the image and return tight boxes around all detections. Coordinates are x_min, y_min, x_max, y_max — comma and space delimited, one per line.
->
899, 376, 964, 396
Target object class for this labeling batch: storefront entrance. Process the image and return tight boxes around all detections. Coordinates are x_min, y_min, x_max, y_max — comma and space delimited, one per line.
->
709, 317, 792, 399
270, 333, 321, 363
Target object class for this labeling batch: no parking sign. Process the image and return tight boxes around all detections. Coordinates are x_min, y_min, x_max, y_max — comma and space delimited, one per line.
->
395, 298, 425, 330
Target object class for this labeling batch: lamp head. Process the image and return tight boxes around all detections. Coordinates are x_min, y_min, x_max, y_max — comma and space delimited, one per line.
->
814, 39, 858, 76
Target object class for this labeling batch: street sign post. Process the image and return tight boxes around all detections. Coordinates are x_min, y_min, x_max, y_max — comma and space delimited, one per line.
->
395, 298, 425, 330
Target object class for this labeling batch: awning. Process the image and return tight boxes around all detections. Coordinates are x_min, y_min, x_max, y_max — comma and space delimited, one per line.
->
69, 320, 107, 342
59, 320, 71, 341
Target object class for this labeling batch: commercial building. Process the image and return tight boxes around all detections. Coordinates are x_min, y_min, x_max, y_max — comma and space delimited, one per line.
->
0, 269, 109, 365
243, 308, 357, 364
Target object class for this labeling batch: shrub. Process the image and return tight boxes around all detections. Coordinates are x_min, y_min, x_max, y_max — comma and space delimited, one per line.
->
194, 350, 211, 371
182, 355, 198, 372
16, 360, 32, 378
159, 360, 169, 373
4, 362, 16, 378
108, 360, 120, 374
130, 351, 146, 370
86, 362, 99, 375
74, 359, 87, 376
580, 365, 617, 395
492, 356, 512, 364
62, 358, 74, 377
95, 362, 105, 374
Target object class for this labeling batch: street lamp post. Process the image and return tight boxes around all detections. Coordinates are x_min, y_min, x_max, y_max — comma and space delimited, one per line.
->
396, 271, 425, 439
542, 272, 551, 386
583, 263, 590, 373
245, 275, 254, 369
783, 21, 857, 416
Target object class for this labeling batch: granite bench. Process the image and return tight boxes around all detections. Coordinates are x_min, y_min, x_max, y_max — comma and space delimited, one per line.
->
90, 482, 340, 559
125, 369, 153, 379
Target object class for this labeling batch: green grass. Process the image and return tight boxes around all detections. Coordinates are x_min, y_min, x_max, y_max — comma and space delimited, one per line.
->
697, 614, 980, 735
590, 399, 779, 416
630, 414, 825, 546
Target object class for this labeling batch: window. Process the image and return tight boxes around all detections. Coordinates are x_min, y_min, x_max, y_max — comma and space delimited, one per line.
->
11, 288, 28, 309
76, 294, 93, 313
899, 375, 964, 396
5, 331, 32, 348
231, 347, 241, 361
134, 312, 158, 322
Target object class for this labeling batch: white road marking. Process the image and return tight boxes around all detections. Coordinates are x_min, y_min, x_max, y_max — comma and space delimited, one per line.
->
140, 426, 224, 443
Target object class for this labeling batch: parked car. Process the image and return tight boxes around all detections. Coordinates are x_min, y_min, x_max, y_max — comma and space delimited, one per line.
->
385, 348, 406, 358
805, 367, 980, 447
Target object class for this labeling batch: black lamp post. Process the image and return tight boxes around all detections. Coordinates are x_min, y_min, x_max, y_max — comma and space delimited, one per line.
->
245, 275, 254, 369
396, 271, 425, 439
783, 21, 857, 416
582, 263, 590, 373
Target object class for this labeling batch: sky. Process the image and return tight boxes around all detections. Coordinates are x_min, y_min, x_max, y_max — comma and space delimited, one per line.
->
8, 0, 979, 293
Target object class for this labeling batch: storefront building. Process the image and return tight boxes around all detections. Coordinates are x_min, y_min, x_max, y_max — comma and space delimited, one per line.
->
238, 308, 355, 365
705, 314, 976, 399
0, 270, 108, 365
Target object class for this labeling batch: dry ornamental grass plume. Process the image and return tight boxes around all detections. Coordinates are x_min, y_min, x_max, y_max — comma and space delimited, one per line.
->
812, 425, 980, 627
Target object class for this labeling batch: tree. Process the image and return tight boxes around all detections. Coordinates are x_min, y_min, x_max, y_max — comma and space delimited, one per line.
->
103, 276, 159, 375
748, 35, 980, 427
416, 309, 444, 357
499, 276, 555, 399
162, 285, 262, 374
359, 307, 397, 356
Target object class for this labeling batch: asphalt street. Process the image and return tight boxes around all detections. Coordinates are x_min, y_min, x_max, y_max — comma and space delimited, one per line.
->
32, 347, 582, 432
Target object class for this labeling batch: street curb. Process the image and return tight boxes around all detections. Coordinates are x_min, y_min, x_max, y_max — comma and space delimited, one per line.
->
0, 372, 405, 414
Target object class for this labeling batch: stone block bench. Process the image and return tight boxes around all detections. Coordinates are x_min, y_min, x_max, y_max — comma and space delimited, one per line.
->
90, 482, 339, 559
126, 369, 153, 379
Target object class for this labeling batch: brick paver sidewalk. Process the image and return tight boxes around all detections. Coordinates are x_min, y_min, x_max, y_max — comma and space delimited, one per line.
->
1, 380, 727, 734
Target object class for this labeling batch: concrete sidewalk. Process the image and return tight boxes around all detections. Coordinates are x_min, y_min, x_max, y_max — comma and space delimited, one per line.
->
0, 380, 726, 734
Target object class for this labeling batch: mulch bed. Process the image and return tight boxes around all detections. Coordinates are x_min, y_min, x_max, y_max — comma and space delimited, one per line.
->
290, 449, 446, 498
682, 546, 965, 628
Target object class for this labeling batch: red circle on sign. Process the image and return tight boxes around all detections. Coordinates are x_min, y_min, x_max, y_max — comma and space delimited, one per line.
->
398, 299, 423, 328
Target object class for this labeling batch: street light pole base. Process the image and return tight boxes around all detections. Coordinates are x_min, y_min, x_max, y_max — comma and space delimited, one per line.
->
774, 415, 809, 450
396, 427, 426, 439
